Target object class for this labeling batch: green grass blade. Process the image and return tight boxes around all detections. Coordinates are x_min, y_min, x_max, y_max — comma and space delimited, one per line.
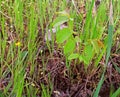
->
111, 87, 120, 97
93, 1, 114, 96
93, 72, 105, 97
105, 25, 113, 65
113, 63, 120, 74
93, 23, 113, 97
83, 0, 95, 41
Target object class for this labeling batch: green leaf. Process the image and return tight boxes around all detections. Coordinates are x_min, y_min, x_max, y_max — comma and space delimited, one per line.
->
64, 38, 75, 55
81, 55, 89, 65
90, 39, 99, 54
56, 28, 72, 43
82, 44, 93, 65
79, 55, 89, 65
75, 36, 81, 43
68, 53, 79, 60
53, 16, 69, 27
79, 55, 83, 61
56, 10, 70, 18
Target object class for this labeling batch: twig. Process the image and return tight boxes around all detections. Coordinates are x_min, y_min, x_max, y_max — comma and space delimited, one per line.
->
0, 10, 12, 19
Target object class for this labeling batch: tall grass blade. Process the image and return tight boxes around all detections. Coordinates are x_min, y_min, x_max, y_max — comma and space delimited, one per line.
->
83, 0, 95, 41
113, 63, 120, 74
93, 0, 113, 96
93, 73, 104, 97
111, 87, 120, 97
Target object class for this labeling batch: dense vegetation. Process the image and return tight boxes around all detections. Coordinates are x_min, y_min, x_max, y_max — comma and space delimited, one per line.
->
0, 0, 120, 97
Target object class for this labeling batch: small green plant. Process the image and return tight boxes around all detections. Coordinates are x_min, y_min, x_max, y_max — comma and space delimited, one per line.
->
0, 0, 120, 96
53, 8, 106, 69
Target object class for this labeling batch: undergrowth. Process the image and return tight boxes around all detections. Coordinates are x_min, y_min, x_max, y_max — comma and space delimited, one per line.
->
0, 0, 120, 97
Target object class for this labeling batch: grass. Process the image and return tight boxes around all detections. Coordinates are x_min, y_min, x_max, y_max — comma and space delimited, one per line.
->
0, 0, 120, 97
